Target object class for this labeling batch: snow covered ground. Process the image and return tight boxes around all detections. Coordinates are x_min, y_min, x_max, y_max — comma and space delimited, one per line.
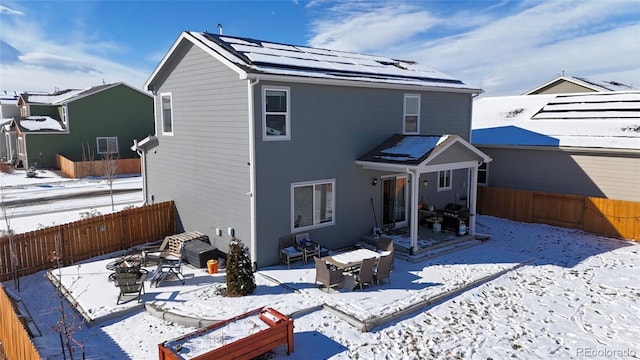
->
2, 169, 640, 359
1, 169, 143, 234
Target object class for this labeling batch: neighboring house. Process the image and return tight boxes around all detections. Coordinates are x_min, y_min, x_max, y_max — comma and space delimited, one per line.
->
0, 92, 20, 162
10, 83, 153, 169
472, 91, 640, 202
137, 31, 490, 268
523, 75, 636, 95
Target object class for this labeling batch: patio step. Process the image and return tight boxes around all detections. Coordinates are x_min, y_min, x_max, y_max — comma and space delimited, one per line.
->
395, 236, 485, 263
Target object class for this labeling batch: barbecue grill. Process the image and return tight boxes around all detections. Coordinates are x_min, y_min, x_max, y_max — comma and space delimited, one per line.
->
442, 203, 469, 234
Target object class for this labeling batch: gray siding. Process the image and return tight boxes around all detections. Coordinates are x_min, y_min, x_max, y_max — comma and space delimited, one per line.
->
145, 43, 250, 253
253, 81, 473, 266
530, 81, 595, 95
479, 146, 640, 201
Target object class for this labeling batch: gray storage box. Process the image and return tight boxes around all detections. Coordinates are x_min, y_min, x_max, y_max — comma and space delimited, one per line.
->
183, 240, 217, 268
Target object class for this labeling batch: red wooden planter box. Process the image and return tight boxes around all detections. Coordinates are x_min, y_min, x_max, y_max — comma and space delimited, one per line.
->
158, 307, 294, 360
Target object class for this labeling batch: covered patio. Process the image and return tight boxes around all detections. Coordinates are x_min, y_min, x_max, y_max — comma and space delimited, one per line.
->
356, 134, 492, 254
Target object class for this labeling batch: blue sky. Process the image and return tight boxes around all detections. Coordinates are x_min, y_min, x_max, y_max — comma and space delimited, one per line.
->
1, 0, 639, 96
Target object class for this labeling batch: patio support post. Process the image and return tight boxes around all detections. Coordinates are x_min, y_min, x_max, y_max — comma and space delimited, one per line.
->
468, 164, 479, 235
409, 169, 419, 254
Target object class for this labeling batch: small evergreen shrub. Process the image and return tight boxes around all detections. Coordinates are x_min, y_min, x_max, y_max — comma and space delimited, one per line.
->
226, 237, 256, 297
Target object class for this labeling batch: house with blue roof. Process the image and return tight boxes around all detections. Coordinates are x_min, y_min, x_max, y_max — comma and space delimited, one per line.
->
136, 31, 491, 267
472, 91, 640, 202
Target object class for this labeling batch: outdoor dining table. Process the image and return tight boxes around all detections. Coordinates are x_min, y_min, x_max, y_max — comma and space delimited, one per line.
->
322, 248, 380, 272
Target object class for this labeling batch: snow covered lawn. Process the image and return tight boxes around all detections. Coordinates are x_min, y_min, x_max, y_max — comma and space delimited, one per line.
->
7, 216, 639, 359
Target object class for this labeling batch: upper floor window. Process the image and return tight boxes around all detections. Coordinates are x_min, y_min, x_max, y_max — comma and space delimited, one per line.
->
21, 105, 28, 117
478, 162, 489, 186
97, 137, 119, 154
438, 169, 452, 191
403, 94, 420, 134
160, 93, 173, 135
61, 105, 67, 124
263, 86, 290, 141
292, 179, 335, 231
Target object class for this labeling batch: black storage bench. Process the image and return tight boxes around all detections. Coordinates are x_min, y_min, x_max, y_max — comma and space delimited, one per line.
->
183, 240, 218, 268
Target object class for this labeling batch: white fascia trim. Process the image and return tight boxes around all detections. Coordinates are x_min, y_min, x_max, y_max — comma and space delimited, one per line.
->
428, 136, 492, 164
245, 73, 482, 94
476, 143, 640, 156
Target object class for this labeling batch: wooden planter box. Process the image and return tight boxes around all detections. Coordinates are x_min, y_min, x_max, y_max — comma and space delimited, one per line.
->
158, 307, 294, 360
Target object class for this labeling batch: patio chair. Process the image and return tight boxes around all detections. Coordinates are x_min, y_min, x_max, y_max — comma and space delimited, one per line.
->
280, 235, 304, 269
376, 237, 394, 269
141, 236, 171, 266
314, 257, 344, 292
150, 245, 185, 287
115, 271, 145, 304
374, 253, 393, 285
296, 232, 320, 263
354, 257, 377, 291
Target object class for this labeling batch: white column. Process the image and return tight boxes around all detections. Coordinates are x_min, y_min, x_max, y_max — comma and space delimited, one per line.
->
468, 164, 478, 235
410, 170, 420, 253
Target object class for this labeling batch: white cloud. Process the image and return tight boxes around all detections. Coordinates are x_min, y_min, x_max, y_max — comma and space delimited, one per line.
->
0, 4, 24, 16
308, 3, 438, 53
0, 5, 150, 92
307, 0, 640, 96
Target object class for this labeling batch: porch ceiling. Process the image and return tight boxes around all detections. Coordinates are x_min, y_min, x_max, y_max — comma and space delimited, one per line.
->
355, 134, 491, 173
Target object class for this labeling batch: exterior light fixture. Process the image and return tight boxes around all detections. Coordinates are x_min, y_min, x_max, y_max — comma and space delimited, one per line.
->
372, 177, 378, 186
423, 180, 428, 188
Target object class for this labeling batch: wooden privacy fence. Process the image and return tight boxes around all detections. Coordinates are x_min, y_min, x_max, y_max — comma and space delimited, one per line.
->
56, 153, 141, 178
477, 187, 640, 241
0, 285, 40, 360
0, 201, 175, 282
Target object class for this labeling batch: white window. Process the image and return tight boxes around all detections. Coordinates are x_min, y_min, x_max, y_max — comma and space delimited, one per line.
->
17, 136, 24, 155
478, 163, 489, 186
97, 137, 119, 154
263, 86, 290, 140
61, 105, 67, 124
160, 93, 173, 135
438, 170, 452, 191
292, 179, 335, 231
403, 94, 420, 134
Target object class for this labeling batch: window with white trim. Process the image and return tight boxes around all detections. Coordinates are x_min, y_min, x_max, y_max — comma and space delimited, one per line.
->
263, 86, 290, 140
292, 179, 335, 231
160, 93, 173, 135
17, 136, 24, 155
438, 170, 452, 191
61, 105, 67, 124
96, 137, 119, 154
403, 94, 420, 134
478, 163, 489, 186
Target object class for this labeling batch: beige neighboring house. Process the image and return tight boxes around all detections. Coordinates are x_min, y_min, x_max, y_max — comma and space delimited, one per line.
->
523, 75, 636, 95
472, 91, 640, 202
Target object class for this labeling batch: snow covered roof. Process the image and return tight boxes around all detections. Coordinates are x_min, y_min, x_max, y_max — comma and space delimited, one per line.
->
146, 32, 480, 93
22, 89, 84, 105
472, 91, 640, 150
17, 116, 65, 132
21, 83, 150, 106
357, 134, 490, 171
524, 75, 636, 95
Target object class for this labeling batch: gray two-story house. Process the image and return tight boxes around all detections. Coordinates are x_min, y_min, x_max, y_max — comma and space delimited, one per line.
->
138, 32, 490, 268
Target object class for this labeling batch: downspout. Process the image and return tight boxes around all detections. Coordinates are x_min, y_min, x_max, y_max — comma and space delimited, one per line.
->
408, 168, 420, 254
132, 139, 148, 205
247, 77, 260, 271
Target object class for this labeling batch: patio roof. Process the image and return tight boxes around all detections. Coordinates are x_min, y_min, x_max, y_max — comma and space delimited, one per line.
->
355, 134, 491, 172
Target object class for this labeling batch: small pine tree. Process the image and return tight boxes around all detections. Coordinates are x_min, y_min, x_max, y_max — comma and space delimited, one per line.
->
226, 237, 256, 297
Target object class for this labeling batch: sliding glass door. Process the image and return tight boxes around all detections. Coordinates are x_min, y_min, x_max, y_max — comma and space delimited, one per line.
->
382, 176, 408, 228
